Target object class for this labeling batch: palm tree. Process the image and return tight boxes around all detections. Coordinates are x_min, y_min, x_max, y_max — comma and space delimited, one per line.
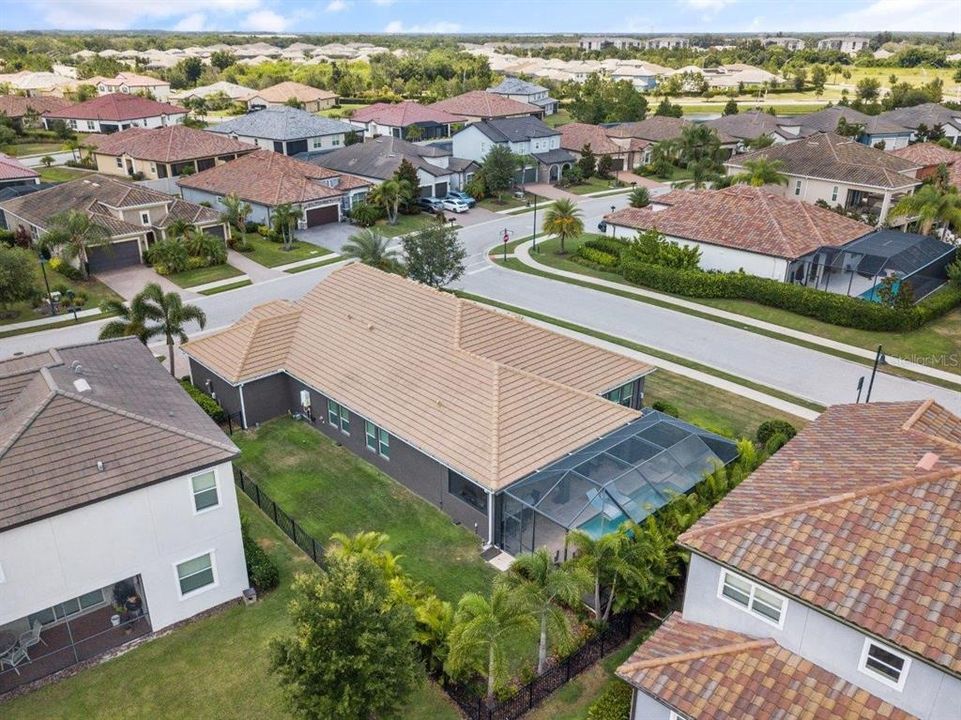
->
676, 124, 722, 168
628, 186, 650, 208
369, 179, 413, 225
677, 158, 721, 190
730, 157, 789, 187
341, 228, 401, 271
40, 210, 110, 280
543, 198, 584, 254
271, 203, 303, 251
445, 587, 536, 703
218, 193, 252, 235
496, 548, 590, 673
889, 185, 961, 239
328, 530, 403, 578
133, 283, 207, 377
567, 529, 641, 621
414, 595, 454, 674
165, 218, 194, 241
97, 298, 147, 343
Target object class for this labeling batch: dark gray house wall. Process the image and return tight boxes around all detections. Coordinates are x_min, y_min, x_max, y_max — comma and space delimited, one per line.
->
242, 374, 292, 426
189, 358, 242, 418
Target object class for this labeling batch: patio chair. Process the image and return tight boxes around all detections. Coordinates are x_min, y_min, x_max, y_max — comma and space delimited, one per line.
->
0, 644, 29, 675
18, 620, 47, 655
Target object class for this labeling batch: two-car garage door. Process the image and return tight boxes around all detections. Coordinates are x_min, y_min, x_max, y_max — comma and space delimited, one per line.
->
87, 240, 142, 273
304, 204, 340, 227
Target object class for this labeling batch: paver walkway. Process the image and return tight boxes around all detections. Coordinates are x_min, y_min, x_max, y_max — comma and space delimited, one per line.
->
525, 183, 579, 201
227, 250, 283, 283
614, 170, 666, 189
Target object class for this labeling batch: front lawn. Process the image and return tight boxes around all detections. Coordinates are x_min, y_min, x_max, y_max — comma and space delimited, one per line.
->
164, 263, 244, 289
1, 141, 64, 157
476, 191, 543, 212
240, 233, 331, 268
0, 271, 121, 327
566, 177, 622, 195
372, 212, 445, 238
37, 166, 91, 183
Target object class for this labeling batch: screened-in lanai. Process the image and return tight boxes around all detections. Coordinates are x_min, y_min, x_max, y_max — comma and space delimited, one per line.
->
498, 411, 739, 559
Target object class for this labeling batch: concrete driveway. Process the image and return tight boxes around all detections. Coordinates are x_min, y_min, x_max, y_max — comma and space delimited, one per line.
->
295, 222, 357, 254
96, 266, 196, 301
525, 183, 578, 201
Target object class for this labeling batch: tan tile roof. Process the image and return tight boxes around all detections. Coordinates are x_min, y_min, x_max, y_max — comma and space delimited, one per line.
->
184, 264, 652, 490
558, 123, 624, 155
89, 125, 256, 163
618, 614, 915, 720
177, 148, 370, 206
889, 142, 960, 167
679, 400, 961, 674
605, 185, 872, 259
605, 116, 692, 143
428, 91, 541, 119
251, 81, 337, 103
0, 338, 236, 532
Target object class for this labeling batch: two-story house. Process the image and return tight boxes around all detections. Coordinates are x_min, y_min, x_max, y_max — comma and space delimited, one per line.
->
90, 72, 172, 102
0, 338, 249, 695
207, 106, 354, 156
618, 400, 961, 720
452, 116, 576, 184
43, 94, 187, 134
487, 78, 559, 116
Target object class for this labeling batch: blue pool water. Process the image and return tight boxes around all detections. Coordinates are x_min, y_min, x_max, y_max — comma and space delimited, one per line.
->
859, 280, 901, 303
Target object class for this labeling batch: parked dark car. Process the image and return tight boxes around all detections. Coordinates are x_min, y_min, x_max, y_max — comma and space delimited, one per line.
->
417, 196, 444, 212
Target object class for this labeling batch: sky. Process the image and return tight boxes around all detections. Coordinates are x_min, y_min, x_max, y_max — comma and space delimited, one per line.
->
3, 0, 959, 34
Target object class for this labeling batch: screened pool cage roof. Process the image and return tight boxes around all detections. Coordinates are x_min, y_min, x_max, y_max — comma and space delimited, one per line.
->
503, 410, 739, 539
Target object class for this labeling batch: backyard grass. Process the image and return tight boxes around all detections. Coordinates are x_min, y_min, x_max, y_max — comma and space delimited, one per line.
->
164, 263, 243, 289
317, 102, 370, 119
0, 141, 63, 157
0, 493, 459, 720
239, 233, 330, 268
543, 108, 573, 128
37, 166, 91, 183
0, 272, 121, 327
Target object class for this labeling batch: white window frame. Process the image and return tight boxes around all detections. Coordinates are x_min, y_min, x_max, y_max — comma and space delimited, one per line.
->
377, 427, 390, 459
140, 211, 150, 225
115, 157, 123, 168
327, 399, 349, 434
174, 550, 218, 600
189, 469, 220, 515
831, 185, 839, 202
793, 179, 802, 196
365, 419, 378, 452
858, 638, 911, 691
717, 570, 786, 628
0, 562, 5, 583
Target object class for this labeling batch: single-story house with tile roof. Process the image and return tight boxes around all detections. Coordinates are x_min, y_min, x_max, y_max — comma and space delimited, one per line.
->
348, 101, 462, 140
428, 90, 543, 123
486, 77, 558, 115
207, 106, 353, 156
776, 106, 913, 150
453, 116, 575, 184
43, 94, 188, 134
705, 110, 792, 150
877, 102, 961, 146
178, 148, 370, 227
171, 81, 257, 104
889, 141, 960, 181
725, 132, 922, 224
246, 81, 337, 112
87, 125, 257, 181
184, 264, 741, 554
0, 337, 247, 696
559, 123, 632, 171
89, 72, 171, 102
0, 70, 78, 97
0, 95, 73, 130
0, 153, 39, 189
312, 135, 477, 198
620, 400, 961, 720
0, 175, 226, 273
606, 116, 738, 158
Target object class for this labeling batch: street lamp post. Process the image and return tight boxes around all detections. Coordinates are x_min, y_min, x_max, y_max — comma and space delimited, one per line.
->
864, 345, 886, 403
610, 205, 616, 239
37, 248, 55, 316
531, 193, 538, 253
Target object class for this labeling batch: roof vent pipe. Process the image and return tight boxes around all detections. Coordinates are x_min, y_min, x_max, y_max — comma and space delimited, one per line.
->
97, 460, 105, 471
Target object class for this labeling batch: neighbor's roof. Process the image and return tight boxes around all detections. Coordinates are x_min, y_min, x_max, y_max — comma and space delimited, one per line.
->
249, 81, 337, 103
96, 72, 169, 88
183, 264, 653, 491
727, 132, 922, 189
487, 76, 549, 96
0, 153, 38, 182
605, 185, 871, 260
889, 142, 961, 167
178, 148, 369, 206
878, 102, 961, 133
470, 116, 558, 143
349, 101, 461, 127
89, 125, 256, 163
173, 81, 257, 101
705, 110, 782, 141
0, 338, 237, 533
313, 135, 454, 180
558, 123, 623, 155
0, 95, 72, 118
208, 106, 353, 141
429, 90, 541, 119
605, 116, 692, 142
781, 106, 911, 137
618, 614, 913, 720
45, 94, 187, 122
679, 400, 961, 675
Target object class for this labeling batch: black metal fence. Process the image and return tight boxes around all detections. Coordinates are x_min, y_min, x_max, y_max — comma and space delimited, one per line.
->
442, 612, 634, 720
220, 411, 243, 436
233, 467, 324, 565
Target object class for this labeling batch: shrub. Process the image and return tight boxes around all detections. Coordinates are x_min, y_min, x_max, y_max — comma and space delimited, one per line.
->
244, 220, 260, 234
241, 518, 280, 593
53, 260, 83, 281
256, 224, 270, 237
145, 239, 189, 274
184, 232, 227, 265
48, 256, 63, 272
186, 256, 207, 270
652, 400, 680, 417
576, 246, 619, 268
178, 378, 227, 423
583, 237, 629, 258
349, 201, 384, 228
0, 228, 14, 247
625, 229, 701, 270
764, 432, 790, 454
586, 680, 633, 720
756, 419, 797, 446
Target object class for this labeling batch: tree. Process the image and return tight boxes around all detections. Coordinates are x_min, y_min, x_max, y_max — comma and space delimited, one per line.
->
722, 98, 739, 116
889, 185, 961, 238
97, 298, 147, 342
133, 283, 207, 377
271, 556, 420, 720
855, 76, 881, 104
271, 203, 303, 250
568, 529, 641, 621
479, 144, 520, 197
210, 50, 237, 71
39, 210, 110, 280
176, 57, 204, 87
543, 198, 584, 254
791, 66, 807, 91
368, 179, 413, 226
676, 124, 722, 169
341, 228, 401, 272
811, 65, 827, 96
0, 245, 36, 313
393, 159, 421, 212
597, 154, 614, 179
577, 143, 596, 179
40, 155, 54, 168
730, 157, 789, 187
835, 117, 864, 138
654, 97, 683, 118
628, 186, 650, 208
570, 73, 647, 124
497, 548, 590, 673
445, 587, 537, 703
218, 193, 252, 235
403, 124, 423, 142
401, 224, 466, 288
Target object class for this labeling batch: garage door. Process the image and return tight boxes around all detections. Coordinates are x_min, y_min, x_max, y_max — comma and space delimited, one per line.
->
203, 224, 226, 240
434, 182, 448, 197
610, 158, 625, 171
88, 240, 142, 273
304, 205, 339, 227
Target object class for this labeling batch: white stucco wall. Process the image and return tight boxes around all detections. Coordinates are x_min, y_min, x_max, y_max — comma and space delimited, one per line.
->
56, 113, 186, 133
0, 461, 248, 632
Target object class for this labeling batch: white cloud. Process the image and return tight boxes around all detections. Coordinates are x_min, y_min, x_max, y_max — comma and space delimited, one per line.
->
792, 0, 959, 31
173, 13, 207, 31
326, 0, 349, 11
383, 20, 462, 33
372, 0, 395, 5
682, 0, 737, 9
241, 9, 291, 31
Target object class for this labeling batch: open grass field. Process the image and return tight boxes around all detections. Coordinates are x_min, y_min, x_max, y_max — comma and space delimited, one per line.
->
318, 102, 369, 119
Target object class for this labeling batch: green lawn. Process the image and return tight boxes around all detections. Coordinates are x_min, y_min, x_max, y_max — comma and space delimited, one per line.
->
1, 494, 459, 720
318, 102, 370, 119
1, 141, 63, 157
37, 166, 91, 183
164, 263, 244, 289
476, 191, 543, 212
544, 109, 573, 128
199, 279, 253, 295
233, 418, 496, 602
640, 165, 694, 183
284, 255, 347, 273
567, 177, 623, 195
372, 212, 444, 238
0, 271, 121, 327
240, 233, 331, 268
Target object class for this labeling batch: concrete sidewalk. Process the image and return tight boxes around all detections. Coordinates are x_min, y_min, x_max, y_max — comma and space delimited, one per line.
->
227, 250, 283, 283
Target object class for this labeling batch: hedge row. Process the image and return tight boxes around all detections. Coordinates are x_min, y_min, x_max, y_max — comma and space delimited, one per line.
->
583, 237, 629, 258
620, 259, 961, 332
576, 245, 619, 268
179, 379, 227, 423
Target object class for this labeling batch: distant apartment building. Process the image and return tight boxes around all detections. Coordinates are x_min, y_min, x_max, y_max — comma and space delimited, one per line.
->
759, 36, 806, 50
579, 36, 643, 51
817, 36, 870, 54
641, 36, 690, 50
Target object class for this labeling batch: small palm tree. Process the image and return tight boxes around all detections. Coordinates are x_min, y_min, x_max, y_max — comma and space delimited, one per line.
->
568, 528, 644, 621
40, 210, 110, 280
445, 587, 536, 703
271, 203, 303, 251
218, 193, 252, 235
890, 185, 961, 238
134, 283, 207, 377
497, 548, 590, 673
341, 228, 401, 271
369, 179, 413, 225
543, 198, 584, 254
97, 298, 147, 343
165, 218, 194, 241
328, 530, 403, 578
730, 157, 789, 187
628, 186, 650, 208
677, 158, 721, 190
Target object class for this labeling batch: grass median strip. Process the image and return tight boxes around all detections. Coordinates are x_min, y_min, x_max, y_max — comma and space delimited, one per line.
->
198, 279, 253, 296
284, 256, 347, 273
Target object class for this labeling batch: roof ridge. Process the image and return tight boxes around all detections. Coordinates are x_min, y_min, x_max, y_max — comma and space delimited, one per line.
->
901, 398, 936, 431
680, 466, 961, 543
491, 363, 500, 482
620, 637, 776, 673
753, 187, 792, 249
0, 380, 57, 460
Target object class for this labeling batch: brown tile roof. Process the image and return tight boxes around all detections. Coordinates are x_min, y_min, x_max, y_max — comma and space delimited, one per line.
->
0, 338, 236, 532
558, 123, 623, 155
350, 101, 460, 127
428, 91, 541, 119
251, 81, 337, 103
0, 153, 38, 181
89, 125, 256, 163
177, 148, 370, 206
618, 614, 915, 720
726, 132, 922, 189
605, 185, 871, 259
889, 142, 960, 167
46, 93, 187, 122
679, 400, 961, 674
184, 264, 653, 491
0, 95, 72, 119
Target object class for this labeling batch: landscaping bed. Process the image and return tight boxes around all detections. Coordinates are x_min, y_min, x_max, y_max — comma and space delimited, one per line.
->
239, 233, 330, 268
370, 212, 447, 238
165, 263, 243, 289
0, 272, 120, 327
565, 177, 623, 195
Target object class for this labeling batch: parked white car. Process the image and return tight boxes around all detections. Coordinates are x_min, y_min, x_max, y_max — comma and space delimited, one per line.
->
440, 198, 470, 213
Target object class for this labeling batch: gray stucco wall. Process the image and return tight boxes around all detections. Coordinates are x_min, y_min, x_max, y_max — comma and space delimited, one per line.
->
180, 187, 272, 224
189, 358, 242, 419
631, 689, 674, 720
682, 553, 961, 719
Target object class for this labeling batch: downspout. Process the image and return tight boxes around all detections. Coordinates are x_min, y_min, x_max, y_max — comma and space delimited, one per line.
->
238, 383, 249, 429
486, 491, 495, 548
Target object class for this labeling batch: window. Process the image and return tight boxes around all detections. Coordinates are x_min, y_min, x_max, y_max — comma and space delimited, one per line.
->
191, 470, 219, 512
140, 212, 150, 225
29, 588, 106, 625
328, 399, 349, 434
831, 185, 839, 202
859, 639, 910, 690
311, 137, 323, 149
793, 179, 802, 196
176, 553, 215, 597
86, 120, 95, 130
365, 420, 390, 459
603, 381, 634, 407
449, 471, 488, 512
332, 137, 341, 146
365, 420, 378, 452
115, 157, 123, 168
718, 570, 786, 626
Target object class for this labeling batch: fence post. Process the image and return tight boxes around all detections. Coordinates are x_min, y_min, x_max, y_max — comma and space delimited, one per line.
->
566, 655, 571, 682
254, 483, 261, 507
312, 537, 318, 563
272, 499, 278, 525
529, 681, 534, 710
